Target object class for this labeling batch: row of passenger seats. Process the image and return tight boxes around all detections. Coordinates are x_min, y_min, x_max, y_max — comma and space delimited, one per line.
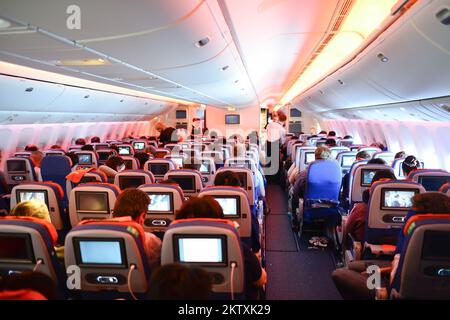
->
0, 137, 266, 300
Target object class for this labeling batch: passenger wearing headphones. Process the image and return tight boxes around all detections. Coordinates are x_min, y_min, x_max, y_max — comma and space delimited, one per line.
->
402, 155, 421, 177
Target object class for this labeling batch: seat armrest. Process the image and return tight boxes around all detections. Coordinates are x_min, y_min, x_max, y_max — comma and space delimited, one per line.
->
364, 243, 396, 256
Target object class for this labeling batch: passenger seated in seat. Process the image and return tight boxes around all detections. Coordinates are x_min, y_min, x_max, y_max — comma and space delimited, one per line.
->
0, 270, 57, 300
134, 152, 150, 169
332, 192, 450, 300
325, 138, 337, 147
402, 155, 420, 177
24, 145, 39, 152
112, 189, 162, 269
90, 136, 100, 143
175, 197, 267, 300
147, 263, 212, 300
10, 201, 64, 259
341, 151, 371, 200
292, 146, 332, 206
344, 170, 397, 244
98, 156, 125, 178
394, 151, 406, 159
214, 170, 262, 252
80, 144, 94, 151
367, 158, 386, 165
74, 138, 86, 146
30, 151, 44, 181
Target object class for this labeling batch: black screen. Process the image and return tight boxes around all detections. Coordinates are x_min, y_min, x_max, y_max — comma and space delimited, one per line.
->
422, 231, 450, 260
225, 115, 240, 124
290, 108, 302, 117
176, 110, 187, 119
119, 176, 146, 189
98, 152, 111, 161
170, 176, 195, 192
418, 176, 450, 192
148, 163, 169, 176
75, 191, 109, 213
7, 160, 26, 172
0, 233, 34, 263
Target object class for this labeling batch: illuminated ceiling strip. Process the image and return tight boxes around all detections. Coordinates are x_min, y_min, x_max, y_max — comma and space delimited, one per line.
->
280, 0, 401, 105
0, 15, 235, 107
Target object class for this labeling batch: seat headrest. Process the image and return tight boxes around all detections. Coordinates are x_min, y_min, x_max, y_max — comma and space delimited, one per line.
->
403, 214, 450, 236
0, 289, 47, 300
76, 217, 147, 245
0, 216, 58, 245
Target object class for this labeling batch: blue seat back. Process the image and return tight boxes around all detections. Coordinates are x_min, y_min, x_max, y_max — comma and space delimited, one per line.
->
41, 156, 72, 204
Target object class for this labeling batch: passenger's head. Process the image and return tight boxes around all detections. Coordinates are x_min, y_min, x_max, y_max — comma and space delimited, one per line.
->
368, 158, 386, 165
214, 170, 241, 187
356, 151, 371, 161
30, 151, 44, 168
134, 152, 150, 169
10, 201, 51, 222
50, 145, 62, 150
24, 145, 38, 152
147, 264, 212, 300
402, 155, 420, 176
362, 170, 397, 204
343, 135, 353, 139
113, 189, 150, 223
74, 138, 86, 146
67, 151, 78, 167
371, 170, 396, 184
328, 131, 336, 137
325, 138, 336, 147
319, 130, 327, 135
411, 192, 450, 213
314, 146, 332, 160
182, 162, 201, 171
155, 122, 166, 134
158, 179, 179, 186
394, 151, 406, 159
105, 156, 125, 172
276, 110, 287, 122
90, 136, 101, 143
176, 196, 223, 220
233, 143, 246, 157
159, 127, 177, 145
80, 144, 94, 151
0, 271, 57, 300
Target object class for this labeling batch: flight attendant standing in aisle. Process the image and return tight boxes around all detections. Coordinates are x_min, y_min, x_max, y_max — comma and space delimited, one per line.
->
265, 110, 286, 182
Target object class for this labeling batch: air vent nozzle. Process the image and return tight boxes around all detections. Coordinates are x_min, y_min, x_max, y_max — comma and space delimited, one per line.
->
436, 8, 450, 26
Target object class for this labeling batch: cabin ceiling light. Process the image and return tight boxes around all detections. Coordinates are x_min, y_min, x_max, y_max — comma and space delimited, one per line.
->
377, 53, 389, 62
228, 107, 236, 111
280, 0, 398, 105
0, 18, 11, 29
55, 58, 110, 66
